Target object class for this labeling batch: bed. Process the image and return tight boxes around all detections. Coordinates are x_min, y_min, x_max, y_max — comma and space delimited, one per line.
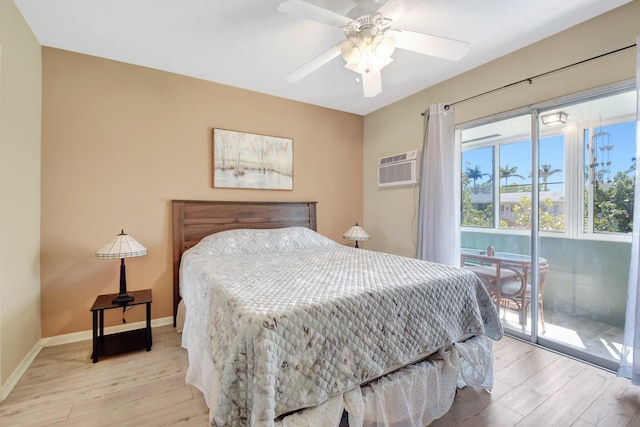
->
172, 200, 503, 426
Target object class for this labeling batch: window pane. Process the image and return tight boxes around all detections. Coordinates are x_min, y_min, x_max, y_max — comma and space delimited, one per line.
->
500, 140, 532, 229
584, 128, 591, 233
539, 134, 565, 232
462, 147, 493, 227
588, 120, 636, 234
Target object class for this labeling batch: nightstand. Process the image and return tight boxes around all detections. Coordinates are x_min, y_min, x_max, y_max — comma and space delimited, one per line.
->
90, 289, 152, 363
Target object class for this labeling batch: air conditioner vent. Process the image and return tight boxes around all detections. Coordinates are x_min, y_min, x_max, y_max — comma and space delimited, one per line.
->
377, 150, 420, 187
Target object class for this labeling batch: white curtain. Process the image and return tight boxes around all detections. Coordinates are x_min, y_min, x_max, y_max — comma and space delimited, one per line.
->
416, 103, 460, 266
619, 38, 640, 384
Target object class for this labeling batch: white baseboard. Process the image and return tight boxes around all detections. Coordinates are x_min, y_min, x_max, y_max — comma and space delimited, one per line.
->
0, 340, 43, 401
0, 316, 174, 401
40, 316, 174, 347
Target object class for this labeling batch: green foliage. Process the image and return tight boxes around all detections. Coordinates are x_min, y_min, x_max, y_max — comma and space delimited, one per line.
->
512, 196, 531, 228
461, 174, 493, 226
462, 167, 633, 234
472, 180, 493, 195
593, 171, 634, 233
512, 196, 565, 231
540, 198, 566, 231
501, 184, 532, 193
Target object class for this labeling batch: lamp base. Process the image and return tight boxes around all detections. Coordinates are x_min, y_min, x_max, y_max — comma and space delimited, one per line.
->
112, 293, 134, 305
112, 258, 134, 305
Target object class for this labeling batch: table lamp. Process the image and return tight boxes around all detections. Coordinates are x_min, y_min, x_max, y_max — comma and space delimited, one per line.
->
95, 229, 147, 304
342, 222, 370, 248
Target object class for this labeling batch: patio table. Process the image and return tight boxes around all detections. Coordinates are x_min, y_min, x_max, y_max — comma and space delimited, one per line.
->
461, 248, 549, 330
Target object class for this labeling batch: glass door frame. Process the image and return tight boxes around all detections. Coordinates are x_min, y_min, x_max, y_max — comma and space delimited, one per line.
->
533, 88, 634, 372
458, 80, 636, 372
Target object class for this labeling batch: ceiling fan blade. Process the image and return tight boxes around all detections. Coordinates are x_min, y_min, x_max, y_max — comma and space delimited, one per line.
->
362, 71, 382, 97
285, 44, 341, 82
376, 0, 418, 22
395, 29, 469, 61
278, 0, 352, 27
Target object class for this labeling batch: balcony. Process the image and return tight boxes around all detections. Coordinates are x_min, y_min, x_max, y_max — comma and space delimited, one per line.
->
500, 303, 624, 365
462, 230, 629, 368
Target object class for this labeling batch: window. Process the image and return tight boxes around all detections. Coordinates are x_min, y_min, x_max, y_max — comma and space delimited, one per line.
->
499, 140, 532, 229
584, 120, 637, 235
460, 85, 636, 240
538, 134, 566, 232
462, 146, 493, 227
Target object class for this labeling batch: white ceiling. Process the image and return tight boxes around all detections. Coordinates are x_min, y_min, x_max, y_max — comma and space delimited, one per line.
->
14, 0, 632, 116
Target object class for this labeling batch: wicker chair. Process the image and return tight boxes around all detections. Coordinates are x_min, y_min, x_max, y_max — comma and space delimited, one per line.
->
463, 261, 523, 316
496, 262, 549, 333
464, 258, 549, 333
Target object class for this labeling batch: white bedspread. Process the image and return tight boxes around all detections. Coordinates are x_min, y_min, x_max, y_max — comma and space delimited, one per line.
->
180, 227, 502, 426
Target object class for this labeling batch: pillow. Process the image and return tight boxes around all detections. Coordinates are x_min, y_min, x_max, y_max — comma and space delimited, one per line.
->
190, 227, 338, 255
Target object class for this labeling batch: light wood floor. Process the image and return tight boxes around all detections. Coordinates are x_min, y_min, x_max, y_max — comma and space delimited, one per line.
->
2, 325, 640, 426
0, 325, 208, 426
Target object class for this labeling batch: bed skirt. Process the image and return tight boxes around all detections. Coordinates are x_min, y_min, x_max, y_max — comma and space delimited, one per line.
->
264, 335, 492, 427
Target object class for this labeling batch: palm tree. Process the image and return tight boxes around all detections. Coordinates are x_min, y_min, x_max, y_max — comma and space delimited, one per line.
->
538, 164, 562, 191
626, 157, 636, 174
499, 164, 525, 186
465, 165, 488, 191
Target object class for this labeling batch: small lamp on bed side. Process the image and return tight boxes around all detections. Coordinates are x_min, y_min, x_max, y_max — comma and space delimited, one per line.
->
95, 229, 147, 304
342, 222, 370, 248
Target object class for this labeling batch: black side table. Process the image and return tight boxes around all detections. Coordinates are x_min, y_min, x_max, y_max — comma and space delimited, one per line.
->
90, 289, 152, 363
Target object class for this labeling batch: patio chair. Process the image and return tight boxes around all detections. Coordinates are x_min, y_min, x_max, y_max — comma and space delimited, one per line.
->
462, 261, 523, 316
463, 257, 549, 333
499, 262, 549, 333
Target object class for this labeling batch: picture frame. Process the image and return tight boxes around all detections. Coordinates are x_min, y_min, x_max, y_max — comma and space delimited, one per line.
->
212, 128, 293, 190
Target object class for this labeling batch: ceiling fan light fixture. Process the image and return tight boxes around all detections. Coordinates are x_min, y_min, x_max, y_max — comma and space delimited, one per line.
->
373, 35, 396, 59
344, 52, 392, 75
343, 34, 394, 76
340, 38, 362, 65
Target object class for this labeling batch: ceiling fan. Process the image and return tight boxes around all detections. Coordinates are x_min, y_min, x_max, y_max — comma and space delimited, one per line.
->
277, 0, 469, 97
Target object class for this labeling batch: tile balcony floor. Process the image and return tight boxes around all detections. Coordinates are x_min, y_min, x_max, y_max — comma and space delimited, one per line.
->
499, 306, 624, 368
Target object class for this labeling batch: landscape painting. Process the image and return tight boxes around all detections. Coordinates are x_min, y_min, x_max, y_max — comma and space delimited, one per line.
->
213, 129, 293, 190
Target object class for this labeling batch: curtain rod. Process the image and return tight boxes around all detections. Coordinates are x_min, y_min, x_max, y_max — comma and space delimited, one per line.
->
420, 43, 636, 115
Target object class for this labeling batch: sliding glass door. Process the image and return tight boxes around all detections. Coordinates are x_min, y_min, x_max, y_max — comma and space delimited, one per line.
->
536, 89, 635, 369
461, 113, 535, 341
459, 83, 637, 370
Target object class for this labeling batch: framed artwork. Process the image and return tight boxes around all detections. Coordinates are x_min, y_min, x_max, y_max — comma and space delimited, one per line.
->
213, 128, 293, 190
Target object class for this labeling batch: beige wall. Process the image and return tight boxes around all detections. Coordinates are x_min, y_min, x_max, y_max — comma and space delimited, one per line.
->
364, 1, 639, 257
41, 48, 363, 337
0, 1, 42, 388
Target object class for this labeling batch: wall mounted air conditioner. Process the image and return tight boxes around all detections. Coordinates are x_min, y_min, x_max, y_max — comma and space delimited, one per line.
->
377, 150, 421, 188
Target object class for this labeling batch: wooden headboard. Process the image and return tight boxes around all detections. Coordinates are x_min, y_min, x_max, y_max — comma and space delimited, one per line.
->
171, 200, 318, 324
